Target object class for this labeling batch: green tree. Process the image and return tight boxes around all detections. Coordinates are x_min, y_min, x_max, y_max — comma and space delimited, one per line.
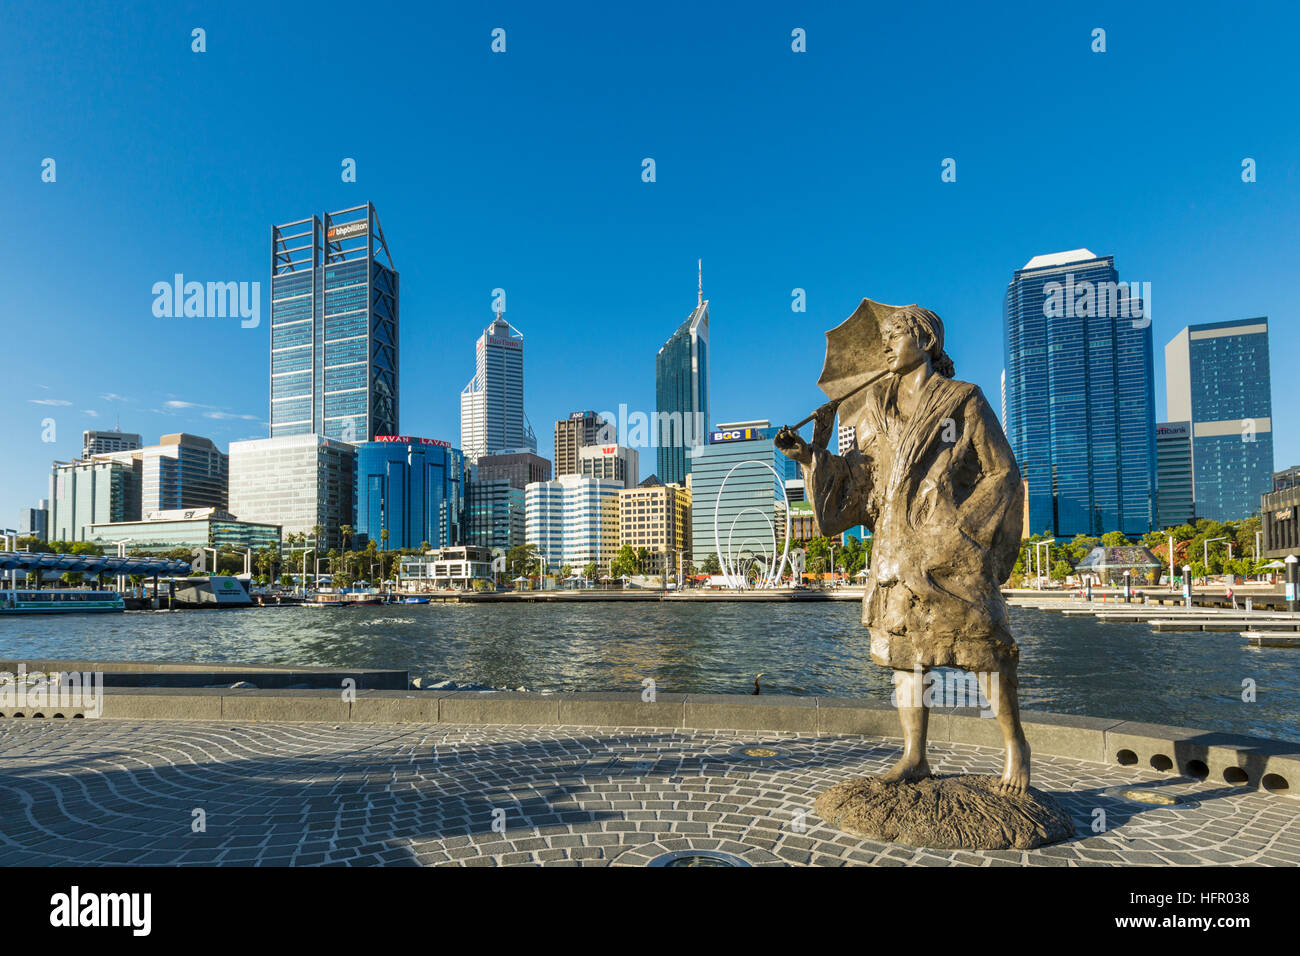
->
506, 543, 539, 579
1050, 559, 1073, 582
700, 553, 721, 576
582, 562, 598, 582
1100, 531, 1129, 548
339, 524, 354, 552
611, 545, 638, 579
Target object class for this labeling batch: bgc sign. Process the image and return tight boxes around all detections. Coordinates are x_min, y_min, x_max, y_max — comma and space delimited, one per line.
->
709, 427, 764, 444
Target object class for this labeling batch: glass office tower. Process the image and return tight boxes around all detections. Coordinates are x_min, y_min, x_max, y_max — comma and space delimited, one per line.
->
353, 438, 463, 551
655, 281, 709, 486
1155, 421, 1195, 528
460, 315, 537, 463
270, 203, 399, 442
688, 423, 786, 567
1003, 250, 1156, 537
1165, 317, 1273, 522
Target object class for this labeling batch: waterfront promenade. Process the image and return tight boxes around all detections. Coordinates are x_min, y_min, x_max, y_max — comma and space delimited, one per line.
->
0, 694, 1296, 866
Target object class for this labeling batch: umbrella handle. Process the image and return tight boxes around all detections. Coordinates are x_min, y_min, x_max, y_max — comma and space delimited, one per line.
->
788, 399, 840, 432
785, 369, 888, 431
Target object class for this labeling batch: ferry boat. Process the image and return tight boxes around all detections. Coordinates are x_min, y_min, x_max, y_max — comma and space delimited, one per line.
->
0, 589, 125, 614
302, 589, 386, 608
302, 591, 351, 608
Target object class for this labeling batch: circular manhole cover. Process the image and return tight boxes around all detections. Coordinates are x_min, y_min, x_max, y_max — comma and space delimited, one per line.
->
648, 850, 751, 867
1104, 785, 1200, 809
729, 744, 787, 761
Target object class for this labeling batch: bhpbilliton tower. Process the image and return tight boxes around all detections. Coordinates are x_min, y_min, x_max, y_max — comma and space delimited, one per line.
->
269, 202, 399, 442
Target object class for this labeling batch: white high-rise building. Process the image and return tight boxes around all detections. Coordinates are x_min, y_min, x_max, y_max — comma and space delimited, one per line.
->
837, 424, 857, 456
460, 314, 537, 464
577, 443, 639, 486
525, 474, 621, 571
227, 434, 356, 551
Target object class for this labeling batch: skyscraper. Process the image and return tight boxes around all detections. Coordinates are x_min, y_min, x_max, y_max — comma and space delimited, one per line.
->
655, 263, 709, 486
227, 434, 356, 551
1155, 421, 1195, 529
141, 433, 228, 514
1165, 318, 1273, 522
554, 411, 612, 476
1003, 249, 1156, 537
460, 314, 536, 463
83, 429, 142, 459
578, 443, 639, 486
525, 474, 621, 571
269, 202, 399, 442
353, 436, 463, 550
689, 421, 787, 567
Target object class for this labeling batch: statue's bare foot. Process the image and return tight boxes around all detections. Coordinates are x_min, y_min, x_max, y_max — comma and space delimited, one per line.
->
879, 754, 931, 784
997, 739, 1031, 795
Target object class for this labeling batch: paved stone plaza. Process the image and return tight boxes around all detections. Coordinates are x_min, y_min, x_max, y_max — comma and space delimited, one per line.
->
0, 721, 1295, 866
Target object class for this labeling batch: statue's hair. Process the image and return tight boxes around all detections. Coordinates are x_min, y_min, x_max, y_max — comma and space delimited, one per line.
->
888, 305, 956, 378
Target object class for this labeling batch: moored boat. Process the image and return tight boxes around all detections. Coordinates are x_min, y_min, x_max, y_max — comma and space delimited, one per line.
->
0, 589, 125, 614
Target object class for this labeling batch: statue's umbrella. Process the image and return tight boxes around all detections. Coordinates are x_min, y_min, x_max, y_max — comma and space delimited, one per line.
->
791, 297, 900, 430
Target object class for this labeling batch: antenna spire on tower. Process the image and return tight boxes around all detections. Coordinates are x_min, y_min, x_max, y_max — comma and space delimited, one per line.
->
697, 258, 703, 307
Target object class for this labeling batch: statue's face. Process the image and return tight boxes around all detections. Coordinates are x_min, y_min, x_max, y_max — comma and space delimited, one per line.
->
882, 315, 929, 374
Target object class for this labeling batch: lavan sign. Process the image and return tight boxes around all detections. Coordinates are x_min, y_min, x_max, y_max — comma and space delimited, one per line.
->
372, 436, 452, 447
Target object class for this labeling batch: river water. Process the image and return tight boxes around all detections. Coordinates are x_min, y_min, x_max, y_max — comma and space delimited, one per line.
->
1, 602, 1296, 742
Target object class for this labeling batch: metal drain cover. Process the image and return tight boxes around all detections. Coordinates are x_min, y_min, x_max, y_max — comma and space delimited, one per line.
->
1104, 785, 1200, 809
729, 744, 787, 761
648, 850, 751, 867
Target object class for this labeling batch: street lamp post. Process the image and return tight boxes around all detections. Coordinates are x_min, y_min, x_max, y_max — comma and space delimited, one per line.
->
1034, 539, 1056, 590
1168, 533, 1176, 591
1204, 536, 1227, 582
1286, 555, 1298, 613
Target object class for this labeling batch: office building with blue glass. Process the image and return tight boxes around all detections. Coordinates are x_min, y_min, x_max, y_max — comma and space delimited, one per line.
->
270, 203, 399, 443
1155, 421, 1195, 529
689, 422, 788, 567
1165, 317, 1273, 522
655, 272, 709, 486
354, 438, 463, 551
1003, 250, 1157, 537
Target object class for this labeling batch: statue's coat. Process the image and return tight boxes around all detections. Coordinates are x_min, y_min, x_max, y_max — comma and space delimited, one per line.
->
805, 374, 1024, 673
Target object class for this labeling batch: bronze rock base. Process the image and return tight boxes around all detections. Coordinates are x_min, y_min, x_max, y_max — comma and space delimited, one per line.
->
814, 774, 1075, 850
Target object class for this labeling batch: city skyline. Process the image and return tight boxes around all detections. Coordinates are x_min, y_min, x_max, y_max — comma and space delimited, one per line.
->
5, 2, 1298, 526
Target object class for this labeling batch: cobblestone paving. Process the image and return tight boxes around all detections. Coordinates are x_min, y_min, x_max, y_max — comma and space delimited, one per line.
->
0, 721, 1295, 866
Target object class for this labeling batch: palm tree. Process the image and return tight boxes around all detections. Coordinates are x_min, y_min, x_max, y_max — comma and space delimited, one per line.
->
340, 524, 354, 553
380, 528, 389, 551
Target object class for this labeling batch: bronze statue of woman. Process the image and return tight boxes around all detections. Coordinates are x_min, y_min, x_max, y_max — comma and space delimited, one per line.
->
775, 305, 1031, 793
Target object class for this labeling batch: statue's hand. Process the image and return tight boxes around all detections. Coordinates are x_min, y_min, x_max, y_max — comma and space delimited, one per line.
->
811, 401, 837, 450
774, 425, 812, 465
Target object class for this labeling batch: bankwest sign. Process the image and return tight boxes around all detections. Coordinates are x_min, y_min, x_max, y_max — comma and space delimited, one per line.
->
373, 436, 451, 447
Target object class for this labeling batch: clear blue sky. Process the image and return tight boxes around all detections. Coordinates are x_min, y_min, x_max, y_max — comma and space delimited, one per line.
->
3, 0, 1297, 526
